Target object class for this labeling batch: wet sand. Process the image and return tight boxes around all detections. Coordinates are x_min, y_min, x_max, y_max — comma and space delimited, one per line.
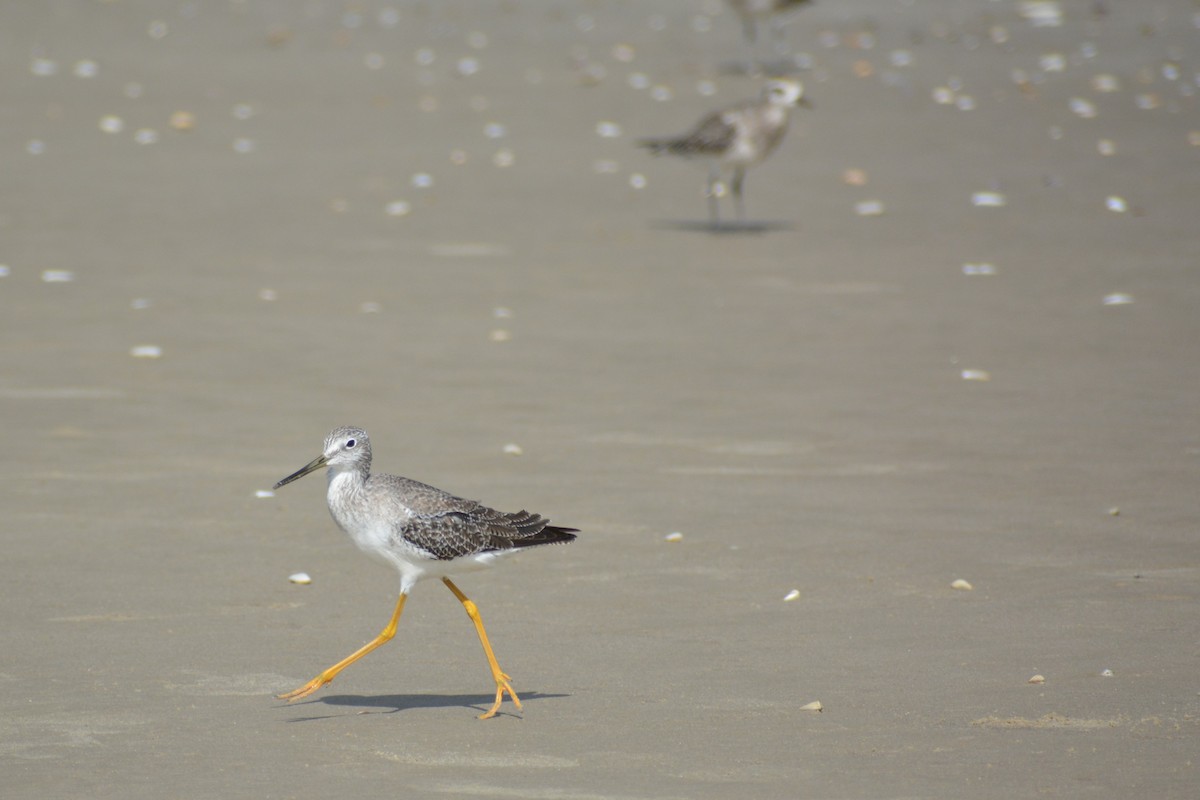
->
2, 1, 1198, 797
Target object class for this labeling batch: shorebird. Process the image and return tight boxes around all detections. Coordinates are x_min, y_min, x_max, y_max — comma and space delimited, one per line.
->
726, 0, 815, 49
638, 78, 810, 227
273, 426, 577, 719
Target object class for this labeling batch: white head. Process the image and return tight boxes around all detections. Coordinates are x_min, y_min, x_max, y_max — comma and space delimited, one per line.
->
763, 79, 808, 108
320, 426, 372, 471
275, 426, 373, 488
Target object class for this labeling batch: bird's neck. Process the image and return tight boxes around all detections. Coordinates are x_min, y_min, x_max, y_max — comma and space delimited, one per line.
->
327, 464, 367, 494
325, 465, 369, 529
764, 104, 789, 123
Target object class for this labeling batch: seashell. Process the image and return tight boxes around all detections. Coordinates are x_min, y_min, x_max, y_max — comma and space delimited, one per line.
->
168, 111, 196, 131
971, 191, 1006, 207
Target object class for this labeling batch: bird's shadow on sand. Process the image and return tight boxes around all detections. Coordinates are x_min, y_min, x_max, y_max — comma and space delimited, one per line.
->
652, 219, 794, 235
277, 690, 568, 721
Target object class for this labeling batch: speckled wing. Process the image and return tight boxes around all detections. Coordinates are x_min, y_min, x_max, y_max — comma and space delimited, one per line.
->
640, 108, 740, 158
378, 475, 578, 561
378, 474, 482, 517
400, 507, 578, 561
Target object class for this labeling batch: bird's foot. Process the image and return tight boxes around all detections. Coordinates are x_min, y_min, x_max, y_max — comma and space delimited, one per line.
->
478, 671, 522, 720
277, 673, 333, 702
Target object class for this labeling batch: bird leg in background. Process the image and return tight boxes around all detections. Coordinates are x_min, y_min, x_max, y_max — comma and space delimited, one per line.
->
442, 577, 523, 719
706, 163, 722, 227
731, 167, 747, 221
278, 592, 409, 701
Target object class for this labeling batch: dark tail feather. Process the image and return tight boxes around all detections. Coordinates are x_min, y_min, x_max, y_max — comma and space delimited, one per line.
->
637, 138, 674, 156
512, 524, 579, 549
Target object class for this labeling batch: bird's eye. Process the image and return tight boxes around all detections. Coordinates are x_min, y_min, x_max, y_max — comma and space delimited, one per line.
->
345, 439, 356, 449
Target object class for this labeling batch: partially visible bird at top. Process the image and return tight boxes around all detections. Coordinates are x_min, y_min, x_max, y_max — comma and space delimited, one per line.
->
638, 79, 811, 229
726, 0, 815, 51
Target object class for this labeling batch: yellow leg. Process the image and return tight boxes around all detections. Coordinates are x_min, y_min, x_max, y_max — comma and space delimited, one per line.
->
442, 577, 522, 719
277, 592, 408, 701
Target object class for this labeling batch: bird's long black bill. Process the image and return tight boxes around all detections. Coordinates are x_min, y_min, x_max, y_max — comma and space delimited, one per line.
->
274, 454, 328, 489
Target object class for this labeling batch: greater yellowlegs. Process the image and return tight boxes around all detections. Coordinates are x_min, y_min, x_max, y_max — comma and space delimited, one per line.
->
638, 79, 810, 227
273, 426, 577, 719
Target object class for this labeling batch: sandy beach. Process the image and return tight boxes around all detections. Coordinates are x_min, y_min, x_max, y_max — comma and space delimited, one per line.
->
2, 1, 1198, 797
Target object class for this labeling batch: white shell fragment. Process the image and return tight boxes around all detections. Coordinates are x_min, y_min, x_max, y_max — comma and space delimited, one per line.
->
502, 443, 523, 456
854, 200, 885, 216
1100, 668, 1114, 677
1102, 293, 1134, 306
1105, 196, 1128, 213
1018, 1, 1063, 28
31, 57, 59, 77
664, 531, 684, 543
783, 589, 801, 602
1039, 53, 1065, 72
951, 578, 974, 591
595, 121, 623, 138
255, 489, 275, 498
971, 191, 1007, 207
962, 263, 996, 275
961, 369, 991, 381
130, 345, 163, 358
73, 60, 99, 78
1107, 507, 1121, 516
1028, 674, 1046, 684
799, 700, 823, 712
1069, 97, 1098, 119
288, 572, 312, 585
41, 270, 75, 283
